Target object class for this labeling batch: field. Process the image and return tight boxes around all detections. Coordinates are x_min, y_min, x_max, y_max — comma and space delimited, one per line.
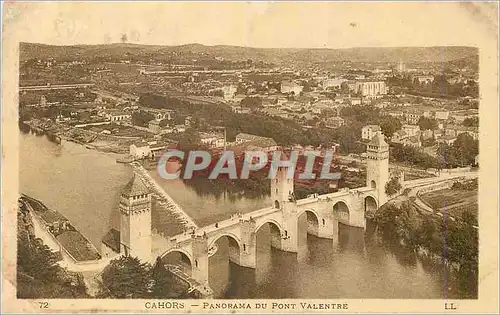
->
420, 188, 478, 219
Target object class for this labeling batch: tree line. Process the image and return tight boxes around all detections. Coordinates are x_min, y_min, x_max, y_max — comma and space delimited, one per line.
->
97, 256, 193, 299
373, 201, 478, 297
17, 201, 88, 298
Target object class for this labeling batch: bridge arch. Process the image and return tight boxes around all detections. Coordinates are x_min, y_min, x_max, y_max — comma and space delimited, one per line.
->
297, 208, 320, 236
255, 219, 283, 250
255, 219, 283, 234
160, 248, 193, 276
364, 195, 378, 217
207, 232, 242, 252
332, 200, 351, 225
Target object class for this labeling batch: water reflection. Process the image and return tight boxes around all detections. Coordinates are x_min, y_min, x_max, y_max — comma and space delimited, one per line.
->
208, 217, 471, 299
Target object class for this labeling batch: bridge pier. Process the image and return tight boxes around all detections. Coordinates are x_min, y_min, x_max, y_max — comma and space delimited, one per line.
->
237, 219, 257, 269
278, 204, 299, 253
349, 197, 367, 229
317, 215, 338, 240
191, 236, 210, 287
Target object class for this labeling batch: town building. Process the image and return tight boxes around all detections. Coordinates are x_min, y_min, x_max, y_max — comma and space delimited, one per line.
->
325, 117, 345, 129
404, 110, 422, 124
362, 125, 382, 141
148, 120, 162, 134
231, 106, 251, 114
322, 78, 346, 89
105, 110, 131, 122
222, 85, 237, 101
433, 129, 444, 140
413, 75, 435, 84
281, 80, 303, 95
434, 110, 450, 121
234, 133, 279, 152
354, 80, 387, 98
402, 124, 421, 137
437, 135, 457, 145
200, 132, 225, 148
391, 130, 408, 144
422, 129, 434, 140
396, 60, 406, 73
350, 97, 362, 105
129, 141, 151, 159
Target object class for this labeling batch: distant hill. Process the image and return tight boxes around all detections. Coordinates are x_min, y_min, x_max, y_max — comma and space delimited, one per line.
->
446, 55, 479, 72
20, 42, 478, 65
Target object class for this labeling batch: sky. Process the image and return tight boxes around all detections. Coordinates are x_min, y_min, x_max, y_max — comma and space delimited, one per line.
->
3, 2, 498, 48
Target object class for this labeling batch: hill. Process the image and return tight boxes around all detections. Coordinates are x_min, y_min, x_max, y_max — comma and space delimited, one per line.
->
20, 42, 478, 65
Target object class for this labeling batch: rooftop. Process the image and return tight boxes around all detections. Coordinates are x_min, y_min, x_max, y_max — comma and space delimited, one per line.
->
56, 230, 101, 262
369, 133, 388, 146
102, 228, 120, 254
122, 174, 150, 197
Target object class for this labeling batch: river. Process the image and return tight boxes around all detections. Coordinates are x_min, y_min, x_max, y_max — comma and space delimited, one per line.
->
19, 131, 473, 299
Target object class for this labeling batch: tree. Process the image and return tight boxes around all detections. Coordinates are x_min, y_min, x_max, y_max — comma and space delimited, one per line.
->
463, 117, 479, 127
417, 117, 438, 131
435, 133, 478, 167
131, 111, 155, 127
385, 177, 402, 197
150, 257, 189, 298
171, 128, 201, 150
98, 256, 151, 298
240, 96, 262, 108
380, 116, 402, 138
17, 208, 88, 298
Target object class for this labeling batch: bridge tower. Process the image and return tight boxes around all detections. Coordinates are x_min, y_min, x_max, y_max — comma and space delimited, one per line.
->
119, 174, 152, 262
271, 165, 294, 209
366, 133, 390, 206
271, 164, 299, 252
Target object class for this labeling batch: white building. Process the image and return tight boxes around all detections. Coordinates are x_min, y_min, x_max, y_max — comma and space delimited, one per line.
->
129, 142, 151, 159
105, 110, 131, 122
434, 110, 450, 121
148, 120, 161, 134
200, 132, 225, 148
222, 85, 237, 101
402, 124, 421, 137
362, 125, 382, 141
235, 133, 279, 151
413, 75, 435, 84
322, 78, 346, 89
281, 80, 303, 95
354, 80, 387, 98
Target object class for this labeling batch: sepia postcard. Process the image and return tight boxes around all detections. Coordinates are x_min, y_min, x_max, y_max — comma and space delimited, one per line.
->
1, 1, 499, 314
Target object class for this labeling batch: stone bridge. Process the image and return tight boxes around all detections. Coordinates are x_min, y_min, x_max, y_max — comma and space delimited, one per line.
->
150, 184, 379, 287
116, 134, 392, 291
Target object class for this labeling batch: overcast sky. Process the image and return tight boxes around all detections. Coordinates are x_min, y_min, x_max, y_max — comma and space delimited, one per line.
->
3, 2, 498, 48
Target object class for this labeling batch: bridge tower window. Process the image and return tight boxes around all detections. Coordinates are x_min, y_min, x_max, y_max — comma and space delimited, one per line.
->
243, 244, 246, 251
275, 188, 278, 194
195, 259, 198, 268
274, 200, 280, 209
285, 230, 288, 237
322, 218, 325, 226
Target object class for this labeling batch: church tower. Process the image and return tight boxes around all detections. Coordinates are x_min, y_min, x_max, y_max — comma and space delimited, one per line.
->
119, 174, 152, 262
366, 133, 390, 205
